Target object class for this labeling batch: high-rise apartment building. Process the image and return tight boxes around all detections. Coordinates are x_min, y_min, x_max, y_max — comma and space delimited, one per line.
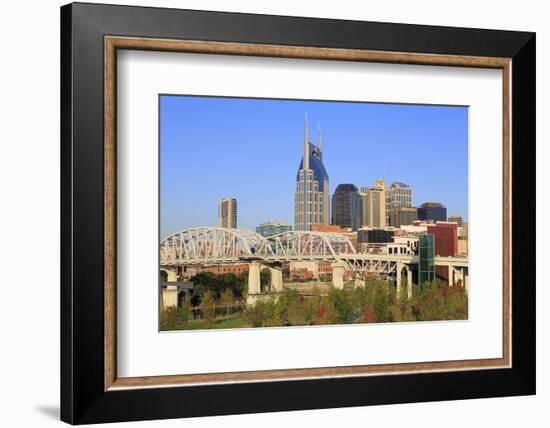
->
359, 180, 387, 229
218, 197, 237, 228
331, 184, 360, 231
294, 117, 330, 231
256, 221, 292, 237
418, 202, 447, 223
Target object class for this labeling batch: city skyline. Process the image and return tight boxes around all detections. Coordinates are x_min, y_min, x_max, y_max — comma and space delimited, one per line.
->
160, 95, 468, 238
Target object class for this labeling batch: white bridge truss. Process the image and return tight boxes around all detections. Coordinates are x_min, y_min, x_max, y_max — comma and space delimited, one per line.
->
160, 227, 269, 265
340, 255, 411, 276
258, 230, 356, 261
160, 227, 357, 265
160, 227, 467, 276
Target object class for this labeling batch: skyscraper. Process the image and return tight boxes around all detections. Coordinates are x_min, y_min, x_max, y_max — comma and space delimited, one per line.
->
331, 184, 360, 231
386, 182, 413, 225
218, 197, 237, 228
359, 180, 387, 229
294, 117, 330, 231
387, 182, 413, 209
418, 202, 447, 223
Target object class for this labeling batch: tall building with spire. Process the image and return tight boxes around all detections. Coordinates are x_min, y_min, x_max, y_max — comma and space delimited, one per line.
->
294, 116, 330, 231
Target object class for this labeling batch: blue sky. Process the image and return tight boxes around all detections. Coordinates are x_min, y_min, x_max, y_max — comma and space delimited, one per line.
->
160, 95, 468, 238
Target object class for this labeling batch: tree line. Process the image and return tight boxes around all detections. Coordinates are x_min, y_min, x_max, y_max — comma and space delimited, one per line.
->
243, 279, 467, 328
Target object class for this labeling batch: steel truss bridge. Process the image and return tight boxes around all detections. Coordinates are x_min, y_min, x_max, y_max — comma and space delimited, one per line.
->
160, 227, 467, 277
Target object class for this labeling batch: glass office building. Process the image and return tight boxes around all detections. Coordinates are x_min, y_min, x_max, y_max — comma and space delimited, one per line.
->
256, 221, 292, 237
418, 234, 435, 285
332, 184, 360, 231
418, 202, 447, 223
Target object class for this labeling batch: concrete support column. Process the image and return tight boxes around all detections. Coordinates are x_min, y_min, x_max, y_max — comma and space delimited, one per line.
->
161, 285, 178, 309
247, 262, 261, 296
448, 265, 454, 286
396, 263, 403, 297
269, 267, 284, 292
354, 276, 363, 288
464, 270, 469, 296
332, 260, 346, 289
164, 269, 178, 282
407, 267, 413, 300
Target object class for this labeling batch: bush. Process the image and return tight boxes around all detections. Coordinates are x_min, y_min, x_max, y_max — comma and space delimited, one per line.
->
363, 304, 378, 323
244, 296, 283, 327
160, 306, 178, 330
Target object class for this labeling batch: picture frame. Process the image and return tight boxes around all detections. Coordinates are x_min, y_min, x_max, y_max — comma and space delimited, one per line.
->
61, 2, 535, 424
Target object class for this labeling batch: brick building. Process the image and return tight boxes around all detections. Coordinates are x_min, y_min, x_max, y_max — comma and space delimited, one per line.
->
425, 221, 458, 280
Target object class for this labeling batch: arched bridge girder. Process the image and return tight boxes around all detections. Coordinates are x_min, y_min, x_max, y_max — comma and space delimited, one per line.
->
262, 230, 356, 260
160, 227, 273, 266
160, 228, 356, 266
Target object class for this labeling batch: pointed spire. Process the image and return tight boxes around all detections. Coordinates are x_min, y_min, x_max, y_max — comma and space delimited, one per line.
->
317, 124, 322, 154
303, 113, 309, 170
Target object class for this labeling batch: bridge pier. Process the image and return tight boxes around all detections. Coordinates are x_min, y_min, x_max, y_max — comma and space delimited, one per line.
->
332, 260, 346, 289
396, 263, 413, 300
396, 262, 403, 297
269, 266, 284, 292
247, 262, 261, 304
161, 269, 179, 309
448, 265, 455, 286
163, 269, 178, 282
162, 286, 178, 309
462, 268, 469, 295
407, 267, 413, 300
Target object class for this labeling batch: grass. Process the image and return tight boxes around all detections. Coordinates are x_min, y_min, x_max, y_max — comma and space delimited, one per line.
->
172, 315, 247, 331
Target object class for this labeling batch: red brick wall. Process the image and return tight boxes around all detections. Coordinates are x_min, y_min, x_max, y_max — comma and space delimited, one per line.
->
201, 264, 249, 275
426, 222, 458, 281
426, 222, 458, 257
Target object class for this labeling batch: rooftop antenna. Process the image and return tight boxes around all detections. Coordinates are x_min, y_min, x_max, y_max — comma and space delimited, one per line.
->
303, 113, 309, 170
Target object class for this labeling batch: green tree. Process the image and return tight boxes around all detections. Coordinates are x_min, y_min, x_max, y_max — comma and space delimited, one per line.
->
244, 300, 266, 327
372, 283, 390, 323
286, 292, 309, 326
327, 288, 356, 324
177, 297, 192, 323
201, 290, 216, 327
220, 288, 234, 306
220, 288, 234, 319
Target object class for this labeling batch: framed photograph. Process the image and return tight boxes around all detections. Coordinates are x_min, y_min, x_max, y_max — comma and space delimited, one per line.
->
61, 2, 535, 424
